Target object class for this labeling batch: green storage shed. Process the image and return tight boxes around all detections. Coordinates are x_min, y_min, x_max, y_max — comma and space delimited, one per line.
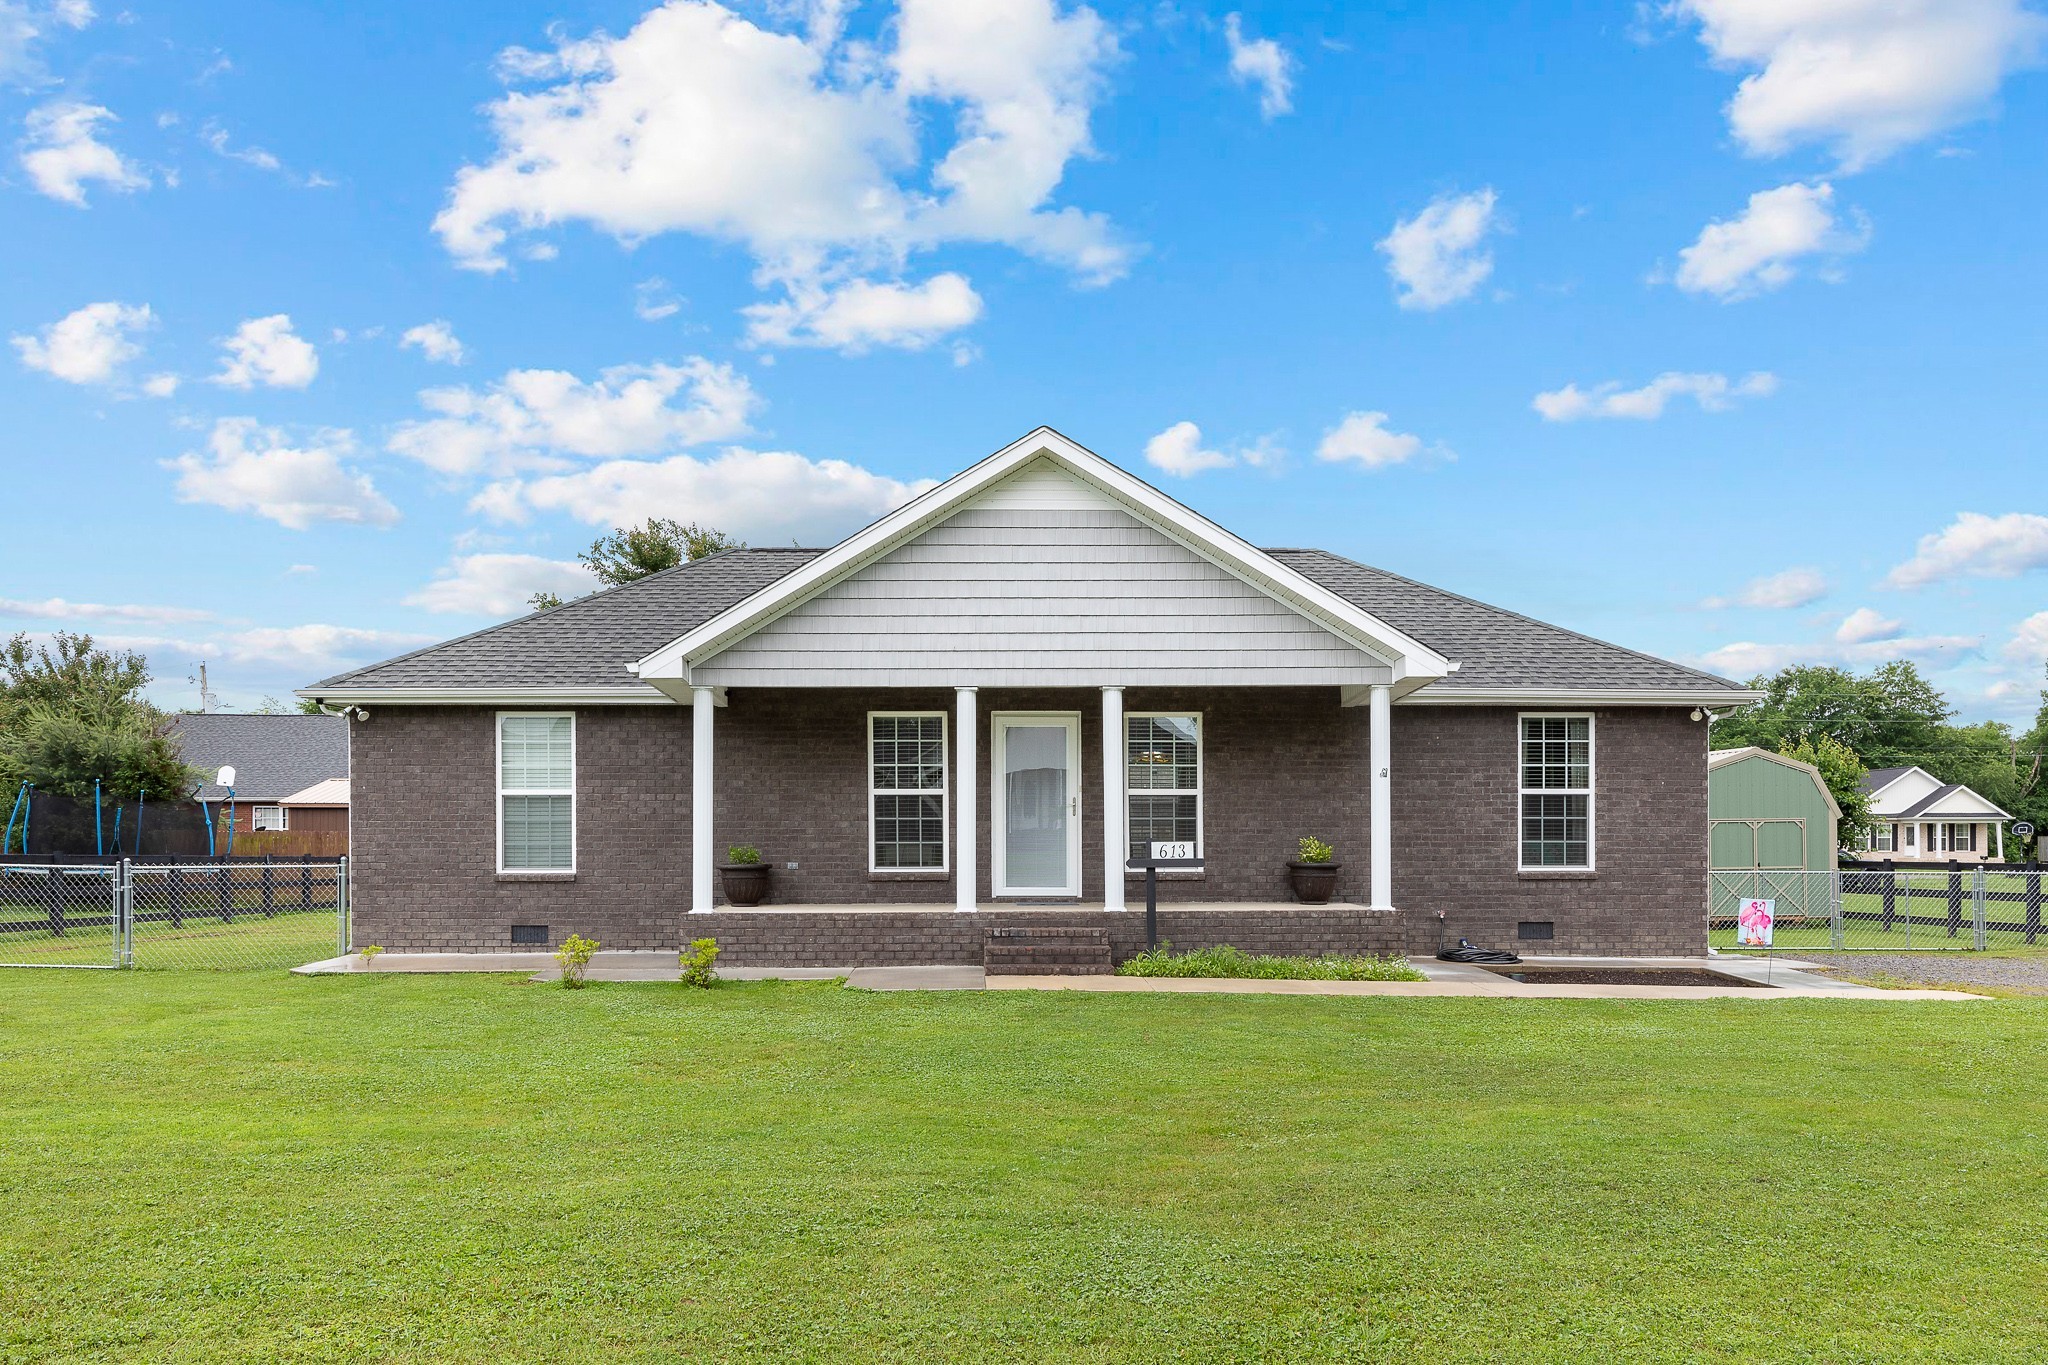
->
1707, 746, 1841, 871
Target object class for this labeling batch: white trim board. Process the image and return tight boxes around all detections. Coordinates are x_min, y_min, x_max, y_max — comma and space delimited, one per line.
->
296, 685, 700, 706
633, 428, 1452, 692
1399, 686, 1759, 707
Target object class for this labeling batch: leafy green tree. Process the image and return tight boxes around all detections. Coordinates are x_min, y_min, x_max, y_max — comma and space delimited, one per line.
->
528, 518, 743, 611
1778, 734, 1874, 850
0, 633, 196, 800
1710, 660, 1952, 767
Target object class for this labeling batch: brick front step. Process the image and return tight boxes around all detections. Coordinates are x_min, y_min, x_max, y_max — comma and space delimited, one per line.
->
984, 925, 1113, 975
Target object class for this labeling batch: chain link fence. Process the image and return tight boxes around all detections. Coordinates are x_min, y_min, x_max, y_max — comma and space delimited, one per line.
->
0, 858, 347, 970
1710, 865, 2047, 952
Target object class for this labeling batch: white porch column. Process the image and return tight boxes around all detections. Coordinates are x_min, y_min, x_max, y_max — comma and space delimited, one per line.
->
1369, 683, 1393, 911
956, 687, 978, 913
1996, 822, 2004, 863
691, 685, 714, 913
1102, 686, 1126, 911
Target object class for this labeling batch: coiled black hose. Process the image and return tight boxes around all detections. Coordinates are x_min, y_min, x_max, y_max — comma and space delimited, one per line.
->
1435, 938, 1522, 965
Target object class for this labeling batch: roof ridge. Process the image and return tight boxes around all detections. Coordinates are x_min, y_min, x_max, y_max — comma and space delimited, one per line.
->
308, 548, 814, 692
1270, 548, 1745, 690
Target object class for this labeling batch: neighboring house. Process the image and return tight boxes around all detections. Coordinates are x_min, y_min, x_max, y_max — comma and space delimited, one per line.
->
1707, 747, 1841, 871
165, 713, 350, 837
303, 428, 1755, 961
1859, 766, 2013, 863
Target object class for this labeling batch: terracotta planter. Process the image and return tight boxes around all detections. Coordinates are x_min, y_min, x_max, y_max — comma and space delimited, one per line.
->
1287, 861, 1340, 905
719, 863, 770, 907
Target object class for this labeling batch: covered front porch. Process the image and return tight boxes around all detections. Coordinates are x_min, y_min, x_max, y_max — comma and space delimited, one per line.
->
671, 683, 1402, 917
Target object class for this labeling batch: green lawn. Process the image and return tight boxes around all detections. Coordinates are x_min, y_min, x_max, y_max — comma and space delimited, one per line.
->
4, 975, 2047, 1362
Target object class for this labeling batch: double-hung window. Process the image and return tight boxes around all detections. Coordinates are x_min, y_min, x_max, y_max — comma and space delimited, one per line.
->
1867, 823, 1894, 853
870, 713, 947, 869
498, 713, 575, 872
251, 805, 288, 832
1519, 714, 1593, 869
1126, 714, 1201, 858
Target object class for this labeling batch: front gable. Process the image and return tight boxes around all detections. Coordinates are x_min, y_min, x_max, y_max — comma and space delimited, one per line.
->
634, 429, 1450, 694
1868, 767, 1944, 816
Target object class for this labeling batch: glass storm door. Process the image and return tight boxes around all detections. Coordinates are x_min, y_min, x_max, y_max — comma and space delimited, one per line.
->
993, 715, 1081, 897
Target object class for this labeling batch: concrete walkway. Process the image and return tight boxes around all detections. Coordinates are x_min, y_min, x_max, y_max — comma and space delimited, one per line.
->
294, 950, 1982, 999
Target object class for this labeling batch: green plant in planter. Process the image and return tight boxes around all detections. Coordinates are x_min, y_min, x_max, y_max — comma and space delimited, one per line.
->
680, 937, 721, 988
554, 933, 599, 989
1297, 835, 1335, 864
725, 844, 761, 865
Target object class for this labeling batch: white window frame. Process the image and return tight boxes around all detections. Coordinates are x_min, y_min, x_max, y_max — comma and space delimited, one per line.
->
867, 711, 949, 873
251, 805, 288, 832
496, 710, 576, 874
1867, 823, 1894, 853
1517, 712, 1596, 872
1125, 712, 1203, 860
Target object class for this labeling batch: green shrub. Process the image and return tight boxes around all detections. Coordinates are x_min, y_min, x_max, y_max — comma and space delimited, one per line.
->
1296, 835, 1335, 864
725, 844, 761, 865
554, 933, 599, 989
680, 937, 720, 988
356, 945, 383, 963
1116, 943, 1422, 982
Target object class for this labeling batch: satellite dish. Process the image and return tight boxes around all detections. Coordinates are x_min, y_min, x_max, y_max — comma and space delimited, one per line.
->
217, 765, 237, 788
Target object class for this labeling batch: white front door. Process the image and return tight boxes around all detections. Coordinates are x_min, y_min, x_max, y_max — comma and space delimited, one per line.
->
992, 713, 1082, 897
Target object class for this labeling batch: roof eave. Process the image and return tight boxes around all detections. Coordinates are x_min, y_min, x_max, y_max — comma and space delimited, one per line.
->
1398, 686, 1763, 706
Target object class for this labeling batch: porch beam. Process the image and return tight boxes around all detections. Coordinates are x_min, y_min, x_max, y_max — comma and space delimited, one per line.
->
691, 685, 714, 913
956, 687, 977, 912
1369, 683, 1393, 910
1102, 686, 1126, 911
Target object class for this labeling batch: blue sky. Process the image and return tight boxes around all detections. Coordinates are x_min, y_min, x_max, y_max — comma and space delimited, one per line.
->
5, 0, 2047, 718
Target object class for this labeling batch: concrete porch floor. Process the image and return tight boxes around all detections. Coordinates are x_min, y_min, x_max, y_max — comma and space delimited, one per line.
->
291, 950, 1983, 999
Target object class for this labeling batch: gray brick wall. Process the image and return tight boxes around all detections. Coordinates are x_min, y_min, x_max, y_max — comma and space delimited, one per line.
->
349, 693, 1707, 957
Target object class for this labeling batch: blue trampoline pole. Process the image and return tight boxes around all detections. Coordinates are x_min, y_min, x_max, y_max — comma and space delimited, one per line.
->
201, 796, 215, 858
95, 779, 104, 856
3, 782, 23, 855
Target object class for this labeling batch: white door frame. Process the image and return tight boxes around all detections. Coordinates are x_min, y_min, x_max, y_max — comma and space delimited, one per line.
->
991, 712, 1083, 898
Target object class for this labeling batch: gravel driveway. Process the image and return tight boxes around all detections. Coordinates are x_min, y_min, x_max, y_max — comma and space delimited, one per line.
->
1795, 952, 2048, 996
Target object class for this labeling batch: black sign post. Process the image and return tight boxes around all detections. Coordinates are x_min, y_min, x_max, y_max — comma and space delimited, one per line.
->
1125, 841, 1203, 952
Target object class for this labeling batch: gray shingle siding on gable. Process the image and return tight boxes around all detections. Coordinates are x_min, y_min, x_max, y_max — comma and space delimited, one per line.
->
310, 543, 1742, 697
167, 712, 349, 800
696, 508, 1391, 687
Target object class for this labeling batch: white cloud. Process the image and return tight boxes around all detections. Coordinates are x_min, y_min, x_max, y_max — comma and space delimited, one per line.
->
400, 320, 466, 365
1533, 370, 1777, 421
165, 418, 399, 530
405, 553, 599, 616
1377, 188, 1499, 311
1886, 511, 2048, 588
1835, 607, 1903, 644
0, 594, 210, 626
11, 300, 152, 384
1141, 420, 1280, 477
1672, 0, 2048, 170
201, 121, 280, 172
1315, 410, 1446, 471
633, 277, 682, 321
477, 445, 938, 545
388, 357, 759, 477
742, 272, 984, 352
1674, 181, 1867, 300
1701, 566, 1829, 610
1699, 630, 1979, 679
1224, 12, 1294, 119
213, 314, 320, 389
216, 624, 431, 670
19, 101, 147, 205
432, 0, 1127, 341
141, 372, 178, 397
2, 2, 94, 88
2004, 610, 2048, 664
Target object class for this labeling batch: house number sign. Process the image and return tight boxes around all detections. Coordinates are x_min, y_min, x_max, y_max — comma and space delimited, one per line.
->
1149, 840, 1195, 860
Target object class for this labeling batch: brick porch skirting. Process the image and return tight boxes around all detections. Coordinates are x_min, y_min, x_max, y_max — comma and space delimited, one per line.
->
700, 906, 1408, 968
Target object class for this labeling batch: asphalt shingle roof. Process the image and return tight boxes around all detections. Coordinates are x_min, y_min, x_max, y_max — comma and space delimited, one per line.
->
310, 545, 1745, 697
167, 712, 349, 800
1271, 549, 1747, 693
310, 549, 822, 691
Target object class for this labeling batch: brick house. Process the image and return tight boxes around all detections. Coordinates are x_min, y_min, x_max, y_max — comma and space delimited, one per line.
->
304, 429, 1755, 962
